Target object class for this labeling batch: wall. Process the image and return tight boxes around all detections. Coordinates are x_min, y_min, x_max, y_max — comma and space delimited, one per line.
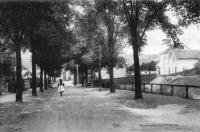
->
177, 59, 198, 72
157, 50, 198, 76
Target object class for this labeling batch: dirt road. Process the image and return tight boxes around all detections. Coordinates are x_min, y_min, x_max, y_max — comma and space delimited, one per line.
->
1, 86, 198, 132
18, 87, 142, 132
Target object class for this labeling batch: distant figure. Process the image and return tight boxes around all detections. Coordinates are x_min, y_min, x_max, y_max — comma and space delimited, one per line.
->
58, 79, 65, 96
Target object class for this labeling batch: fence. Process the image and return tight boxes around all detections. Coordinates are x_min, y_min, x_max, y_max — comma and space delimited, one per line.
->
143, 83, 200, 99
101, 74, 156, 88
101, 76, 200, 100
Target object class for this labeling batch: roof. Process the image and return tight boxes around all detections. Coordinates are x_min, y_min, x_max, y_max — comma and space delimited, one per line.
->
161, 45, 190, 55
174, 50, 200, 59
161, 46, 200, 60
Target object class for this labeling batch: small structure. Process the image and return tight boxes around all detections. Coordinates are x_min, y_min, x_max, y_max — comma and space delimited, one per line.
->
101, 67, 127, 79
156, 47, 200, 76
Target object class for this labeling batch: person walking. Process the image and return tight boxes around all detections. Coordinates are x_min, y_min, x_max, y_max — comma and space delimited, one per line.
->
58, 79, 65, 96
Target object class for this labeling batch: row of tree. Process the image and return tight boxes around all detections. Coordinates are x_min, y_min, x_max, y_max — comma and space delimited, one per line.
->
0, 0, 199, 101
127, 61, 157, 75
64, 0, 126, 87
70, 0, 200, 99
0, 1, 73, 102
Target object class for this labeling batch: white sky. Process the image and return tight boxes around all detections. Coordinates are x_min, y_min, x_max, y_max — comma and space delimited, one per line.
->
73, 4, 200, 56
123, 10, 200, 55
123, 24, 200, 55
22, 6, 200, 68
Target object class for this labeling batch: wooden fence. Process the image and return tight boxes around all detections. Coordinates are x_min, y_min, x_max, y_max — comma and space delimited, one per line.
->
101, 74, 156, 88
143, 83, 200, 99
101, 77, 200, 99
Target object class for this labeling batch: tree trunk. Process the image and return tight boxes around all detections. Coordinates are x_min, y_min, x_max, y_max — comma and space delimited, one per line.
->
107, 23, 115, 93
98, 68, 102, 87
109, 47, 115, 93
74, 67, 77, 86
31, 43, 37, 96
109, 64, 114, 93
133, 46, 143, 99
76, 65, 79, 84
40, 66, 43, 92
48, 75, 50, 86
44, 70, 47, 90
81, 68, 84, 86
131, 3, 143, 99
0, 74, 2, 95
91, 67, 94, 87
0, 76, 2, 95
98, 43, 102, 87
47, 74, 49, 87
49, 76, 51, 84
84, 67, 88, 85
15, 40, 23, 102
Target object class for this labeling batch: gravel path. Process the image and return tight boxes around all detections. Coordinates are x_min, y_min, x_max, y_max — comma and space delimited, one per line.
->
1, 86, 199, 132
18, 87, 142, 132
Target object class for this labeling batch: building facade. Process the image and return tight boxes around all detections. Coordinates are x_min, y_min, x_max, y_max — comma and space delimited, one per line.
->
156, 47, 200, 76
0, 52, 16, 67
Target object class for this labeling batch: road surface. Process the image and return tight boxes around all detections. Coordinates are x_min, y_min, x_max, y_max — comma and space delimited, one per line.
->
1, 86, 197, 132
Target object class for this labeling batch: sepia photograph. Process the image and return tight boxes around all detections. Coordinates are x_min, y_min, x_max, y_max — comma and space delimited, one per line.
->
0, 0, 200, 132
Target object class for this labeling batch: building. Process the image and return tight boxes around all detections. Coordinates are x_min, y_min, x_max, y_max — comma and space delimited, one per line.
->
156, 47, 200, 76
0, 52, 16, 67
0, 52, 16, 78
100, 67, 127, 79
61, 70, 73, 81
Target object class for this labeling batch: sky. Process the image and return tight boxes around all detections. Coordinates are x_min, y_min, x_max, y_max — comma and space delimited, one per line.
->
73, 3, 200, 55
123, 24, 200, 55
23, 23, 200, 69
123, 10, 200, 56
22, 5, 200, 69
22, 50, 32, 70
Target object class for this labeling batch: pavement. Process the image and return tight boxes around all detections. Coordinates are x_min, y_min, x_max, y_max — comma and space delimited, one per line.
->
0, 85, 200, 132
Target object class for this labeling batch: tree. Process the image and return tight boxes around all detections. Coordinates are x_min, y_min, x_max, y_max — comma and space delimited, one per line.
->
95, 0, 124, 93
0, 1, 72, 101
126, 64, 134, 75
121, 0, 182, 99
141, 61, 157, 74
23, 1, 71, 96
0, 2, 30, 102
0, 62, 12, 95
173, 0, 200, 27
70, 1, 126, 88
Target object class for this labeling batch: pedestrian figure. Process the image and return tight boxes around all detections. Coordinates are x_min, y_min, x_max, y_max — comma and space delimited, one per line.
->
58, 79, 64, 96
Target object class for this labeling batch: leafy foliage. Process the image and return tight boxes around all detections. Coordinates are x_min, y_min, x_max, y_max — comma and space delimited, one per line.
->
173, 0, 200, 26
141, 61, 157, 72
121, 0, 182, 99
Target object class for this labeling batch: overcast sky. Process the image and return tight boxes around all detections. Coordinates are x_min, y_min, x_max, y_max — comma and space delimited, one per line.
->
23, 24, 200, 69
73, 4, 200, 56
123, 24, 200, 55
23, 6, 200, 69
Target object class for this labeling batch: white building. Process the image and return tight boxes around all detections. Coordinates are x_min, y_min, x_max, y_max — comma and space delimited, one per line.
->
156, 47, 200, 76
101, 67, 127, 79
